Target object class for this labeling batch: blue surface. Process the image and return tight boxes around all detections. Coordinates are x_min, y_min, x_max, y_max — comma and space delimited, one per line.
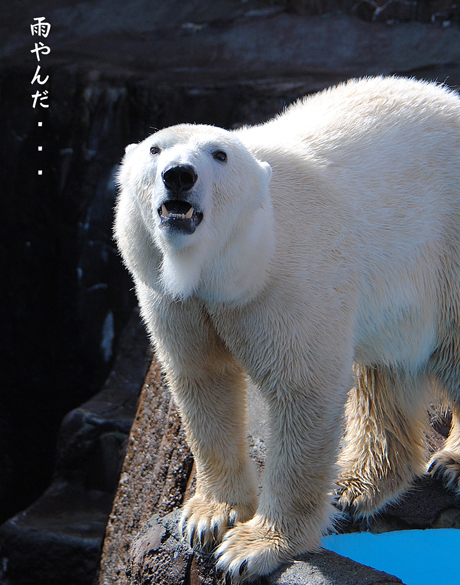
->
322, 529, 460, 585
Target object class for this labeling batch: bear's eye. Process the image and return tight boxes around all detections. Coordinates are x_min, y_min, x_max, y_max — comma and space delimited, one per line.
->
212, 150, 227, 163
150, 146, 161, 155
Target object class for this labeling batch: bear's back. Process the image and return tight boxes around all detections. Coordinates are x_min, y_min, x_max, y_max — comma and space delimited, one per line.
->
237, 77, 460, 157
235, 77, 460, 369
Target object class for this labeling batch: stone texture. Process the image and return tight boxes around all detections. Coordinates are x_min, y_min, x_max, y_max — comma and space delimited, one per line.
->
98, 358, 194, 585
270, 550, 403, 584
125, 510, 404, 585
127, 512, 194, 585
3, 1, 460, 86
0, 485, 113, 585
0, 311, 150, 585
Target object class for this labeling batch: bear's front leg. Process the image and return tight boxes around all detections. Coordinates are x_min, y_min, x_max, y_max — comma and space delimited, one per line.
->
173, 359, 258, 548
142, 292, 258, 550
177, 360, 258, 549
215, 385, 343, 582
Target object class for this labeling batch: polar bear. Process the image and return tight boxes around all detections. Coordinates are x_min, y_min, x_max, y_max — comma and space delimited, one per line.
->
114, 76, 460, 581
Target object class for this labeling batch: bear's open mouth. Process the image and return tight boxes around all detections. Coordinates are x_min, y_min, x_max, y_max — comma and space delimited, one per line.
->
158, 200, 203, 234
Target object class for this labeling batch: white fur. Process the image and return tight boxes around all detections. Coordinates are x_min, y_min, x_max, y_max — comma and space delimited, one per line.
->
116, 126, 273, 302
114, 77, 460, 581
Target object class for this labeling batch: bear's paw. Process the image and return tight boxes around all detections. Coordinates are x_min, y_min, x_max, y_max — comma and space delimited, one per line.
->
428, 450, 460, 494
180, 494, 255, 551
215, 515, 303, 582
335, 473, 384, 519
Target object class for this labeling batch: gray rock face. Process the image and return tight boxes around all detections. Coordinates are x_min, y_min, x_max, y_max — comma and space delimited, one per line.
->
98, 359, 194, 585
3, 1, 460, 85
126, 510, 404, 585
0, 312, 150, 585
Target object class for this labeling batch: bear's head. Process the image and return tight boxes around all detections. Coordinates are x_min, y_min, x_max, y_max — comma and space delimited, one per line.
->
116, 124, 274, 303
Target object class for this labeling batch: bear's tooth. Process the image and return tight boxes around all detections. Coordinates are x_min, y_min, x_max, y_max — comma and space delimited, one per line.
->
185, 207, 194, 219
161, 204, 170, 217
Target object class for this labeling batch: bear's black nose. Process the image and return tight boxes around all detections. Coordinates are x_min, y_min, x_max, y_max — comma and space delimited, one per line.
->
162, 165, 198, 193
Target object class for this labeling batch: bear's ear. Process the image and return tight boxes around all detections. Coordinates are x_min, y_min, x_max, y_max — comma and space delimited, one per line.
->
124, 143, 137, 155
260, 160, 272, 183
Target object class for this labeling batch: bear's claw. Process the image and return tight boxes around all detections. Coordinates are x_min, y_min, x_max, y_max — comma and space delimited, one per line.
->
180, 494, 256, 552
428, 450, 460, 494
334, 476, 379, 519
213, 515, 293, 584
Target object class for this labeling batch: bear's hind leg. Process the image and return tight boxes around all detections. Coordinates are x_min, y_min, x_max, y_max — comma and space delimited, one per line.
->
428, 327, 460, 495
336, 365, 428, 519
428, 408, 460, 494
